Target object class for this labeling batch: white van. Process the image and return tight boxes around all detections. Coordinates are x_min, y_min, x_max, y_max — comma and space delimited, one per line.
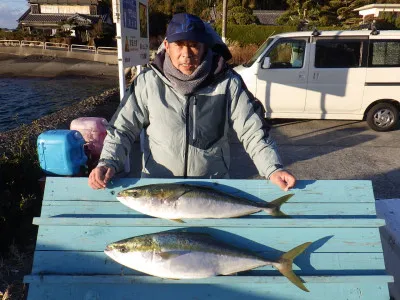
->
234, 29, 400, 131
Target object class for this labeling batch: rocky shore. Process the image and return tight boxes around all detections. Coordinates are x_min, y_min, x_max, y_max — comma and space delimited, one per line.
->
0, 87, 120, 154
0, 54, 123, 154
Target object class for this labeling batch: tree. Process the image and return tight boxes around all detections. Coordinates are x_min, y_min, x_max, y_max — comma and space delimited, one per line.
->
214, 0, 259, 25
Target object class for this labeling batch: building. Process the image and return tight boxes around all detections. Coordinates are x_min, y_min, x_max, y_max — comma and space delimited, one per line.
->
252, 10, 285, 25
354, 4, 400, 23
18, 0, 112, 42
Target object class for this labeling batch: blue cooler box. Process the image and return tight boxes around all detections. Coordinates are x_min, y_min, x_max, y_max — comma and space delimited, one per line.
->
37, 130, 87, 176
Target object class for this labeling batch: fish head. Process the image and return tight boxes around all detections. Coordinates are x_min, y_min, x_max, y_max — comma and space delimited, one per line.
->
105, 235, 160, 270
117, 185, 179, 206
105, 235, 160, 254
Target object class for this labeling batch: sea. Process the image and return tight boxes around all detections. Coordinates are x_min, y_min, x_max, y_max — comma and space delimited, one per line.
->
0, 77, 118, 132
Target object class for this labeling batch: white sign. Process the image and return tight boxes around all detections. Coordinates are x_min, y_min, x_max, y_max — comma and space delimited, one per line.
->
113, 0, 149, 68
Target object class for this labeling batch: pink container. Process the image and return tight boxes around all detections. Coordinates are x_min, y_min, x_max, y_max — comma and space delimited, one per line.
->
70, 117, 108, 157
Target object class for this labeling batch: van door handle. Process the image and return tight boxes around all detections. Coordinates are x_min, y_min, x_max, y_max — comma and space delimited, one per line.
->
298, 71, 305, 80
313, 72, 320, 80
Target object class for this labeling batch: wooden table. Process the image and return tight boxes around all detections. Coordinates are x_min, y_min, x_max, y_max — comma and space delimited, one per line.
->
24, 177, 393, 299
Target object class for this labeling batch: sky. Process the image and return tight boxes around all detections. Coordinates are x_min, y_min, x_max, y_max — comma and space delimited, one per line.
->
0, 0, 29, 29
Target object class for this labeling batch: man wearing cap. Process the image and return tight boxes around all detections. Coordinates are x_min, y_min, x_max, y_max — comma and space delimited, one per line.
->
89, 13, 296, 191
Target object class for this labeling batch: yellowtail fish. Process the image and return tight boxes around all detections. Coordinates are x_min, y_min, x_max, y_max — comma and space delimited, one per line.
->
105, 231, 311, 292
117, 183, 293, 222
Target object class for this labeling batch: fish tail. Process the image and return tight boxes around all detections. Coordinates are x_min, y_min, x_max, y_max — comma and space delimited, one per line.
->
272, 242, 312, 292
266, 194, 293, 217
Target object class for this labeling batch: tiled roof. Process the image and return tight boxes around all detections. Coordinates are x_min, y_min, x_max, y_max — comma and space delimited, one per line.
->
253, 10, 285, 25
18, 7, 31, 22
19, 13, 102, 25
29, 0, 98, 4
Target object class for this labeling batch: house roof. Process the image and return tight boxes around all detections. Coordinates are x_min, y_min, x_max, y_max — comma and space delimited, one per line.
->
28, 0, 98, 4
19, 13, 103, 25
253, 10, 285, 25
354, 4, 400, 11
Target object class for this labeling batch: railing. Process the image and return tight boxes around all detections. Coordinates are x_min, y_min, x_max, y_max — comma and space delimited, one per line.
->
44, 42, 70, 50
96, 46, 118, 54
71, 44, 96, 53
0, 40, 21, 47
0, 39, 118, 55
21, 40, 44, 48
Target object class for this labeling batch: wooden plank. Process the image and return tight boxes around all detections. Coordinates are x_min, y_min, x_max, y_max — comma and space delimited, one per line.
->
30, 251, 387, 275
34, 226, 384, 252
32, 217, 386, 228
25, 282, 391, 300
39, 202, 378, 217
43, 177, 376, 203
24, 275, 393, 284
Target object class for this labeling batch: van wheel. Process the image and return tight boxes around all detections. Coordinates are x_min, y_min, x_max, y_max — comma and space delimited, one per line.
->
366, 103, 399, 132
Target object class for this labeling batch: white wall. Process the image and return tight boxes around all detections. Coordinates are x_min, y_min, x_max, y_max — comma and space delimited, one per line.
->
41, 5, 90, 14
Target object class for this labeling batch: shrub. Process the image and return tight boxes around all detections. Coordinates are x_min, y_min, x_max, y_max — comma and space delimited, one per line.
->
216, 25, 296, 46
227, 40, 259, 65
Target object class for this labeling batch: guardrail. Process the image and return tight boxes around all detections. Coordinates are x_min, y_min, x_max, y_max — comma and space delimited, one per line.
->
44, 42, 70, 50
0, 39, 118, 55
21, 40, 44, 48
0, 40, 21, 47
96, 46, 118, 54
71, 44, 96, 53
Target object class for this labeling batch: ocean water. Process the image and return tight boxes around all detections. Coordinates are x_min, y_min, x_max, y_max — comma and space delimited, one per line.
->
0, 77, 118, 132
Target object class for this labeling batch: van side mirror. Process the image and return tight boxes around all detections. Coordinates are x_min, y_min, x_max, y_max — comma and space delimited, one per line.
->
262, 57, 271, 69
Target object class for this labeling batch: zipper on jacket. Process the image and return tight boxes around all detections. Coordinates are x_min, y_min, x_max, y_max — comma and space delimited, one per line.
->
183, 95, 192, 178
192, 96, 197, 142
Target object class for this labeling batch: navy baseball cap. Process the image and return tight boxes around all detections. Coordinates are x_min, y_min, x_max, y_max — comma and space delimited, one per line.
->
166, 13, 212, 46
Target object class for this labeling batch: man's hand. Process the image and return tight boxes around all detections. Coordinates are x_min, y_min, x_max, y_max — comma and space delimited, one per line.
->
88, 166, 115, 189
269, 170, 296, 191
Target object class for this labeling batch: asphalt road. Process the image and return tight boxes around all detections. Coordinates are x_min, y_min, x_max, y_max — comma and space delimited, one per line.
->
129, 119, 400, 199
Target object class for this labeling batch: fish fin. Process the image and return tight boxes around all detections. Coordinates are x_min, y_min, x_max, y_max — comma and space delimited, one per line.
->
266, 194, 294, 218
221, 271, 238, 276
170, 219, 185, 223
272, 242, 312, 292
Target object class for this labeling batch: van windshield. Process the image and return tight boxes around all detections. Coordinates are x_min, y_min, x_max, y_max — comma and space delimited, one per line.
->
243, 38, 274, 67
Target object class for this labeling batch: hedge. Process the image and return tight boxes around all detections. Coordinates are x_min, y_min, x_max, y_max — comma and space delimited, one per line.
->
215, 24, 345, 46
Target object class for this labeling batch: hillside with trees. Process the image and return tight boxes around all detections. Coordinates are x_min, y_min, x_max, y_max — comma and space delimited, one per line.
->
277, 0, 400, 28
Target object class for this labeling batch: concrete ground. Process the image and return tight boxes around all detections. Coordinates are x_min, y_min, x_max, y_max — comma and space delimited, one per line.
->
129, 118, 400, 200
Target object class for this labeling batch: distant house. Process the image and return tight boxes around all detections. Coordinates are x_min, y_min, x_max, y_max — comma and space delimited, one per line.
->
253, 10, 285, 25
354, 4, 400, 23
18, 0, 112, 42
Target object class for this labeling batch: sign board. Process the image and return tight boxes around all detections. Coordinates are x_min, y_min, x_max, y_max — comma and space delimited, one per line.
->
112, 0, 149, 68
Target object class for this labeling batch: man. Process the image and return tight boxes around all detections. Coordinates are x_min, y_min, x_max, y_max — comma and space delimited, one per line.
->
89, 13, 295, 191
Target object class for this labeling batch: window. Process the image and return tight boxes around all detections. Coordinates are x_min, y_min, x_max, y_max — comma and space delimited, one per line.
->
243, 37, 274, 67
369, 40, 400, 67
31, 4, 39, 14
315, 40, 362, 68
265, 40, 306, 69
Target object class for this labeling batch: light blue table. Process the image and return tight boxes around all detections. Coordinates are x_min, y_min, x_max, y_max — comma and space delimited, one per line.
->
24, 177, 393, 299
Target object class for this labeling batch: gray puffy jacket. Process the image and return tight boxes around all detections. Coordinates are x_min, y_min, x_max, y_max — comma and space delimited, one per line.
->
99, 52, 283, 179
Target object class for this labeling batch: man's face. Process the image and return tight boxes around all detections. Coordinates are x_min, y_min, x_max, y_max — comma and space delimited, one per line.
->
164, 40, 206, 75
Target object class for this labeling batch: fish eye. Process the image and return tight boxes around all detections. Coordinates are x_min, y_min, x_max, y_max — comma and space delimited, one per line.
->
119, 245, 129, 253
130, 190, 139, 197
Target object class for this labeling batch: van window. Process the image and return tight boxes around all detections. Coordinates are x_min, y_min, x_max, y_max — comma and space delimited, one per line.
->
265, 40, 306, 69
315, 40, 362, 68
369, 40, 400, 67
243, 37, 274, 67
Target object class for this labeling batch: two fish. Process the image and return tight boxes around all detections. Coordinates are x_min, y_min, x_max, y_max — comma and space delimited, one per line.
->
104, 183, 311, 292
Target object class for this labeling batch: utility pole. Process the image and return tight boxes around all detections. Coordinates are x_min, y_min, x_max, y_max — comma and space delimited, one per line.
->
222, 0, 227, 43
